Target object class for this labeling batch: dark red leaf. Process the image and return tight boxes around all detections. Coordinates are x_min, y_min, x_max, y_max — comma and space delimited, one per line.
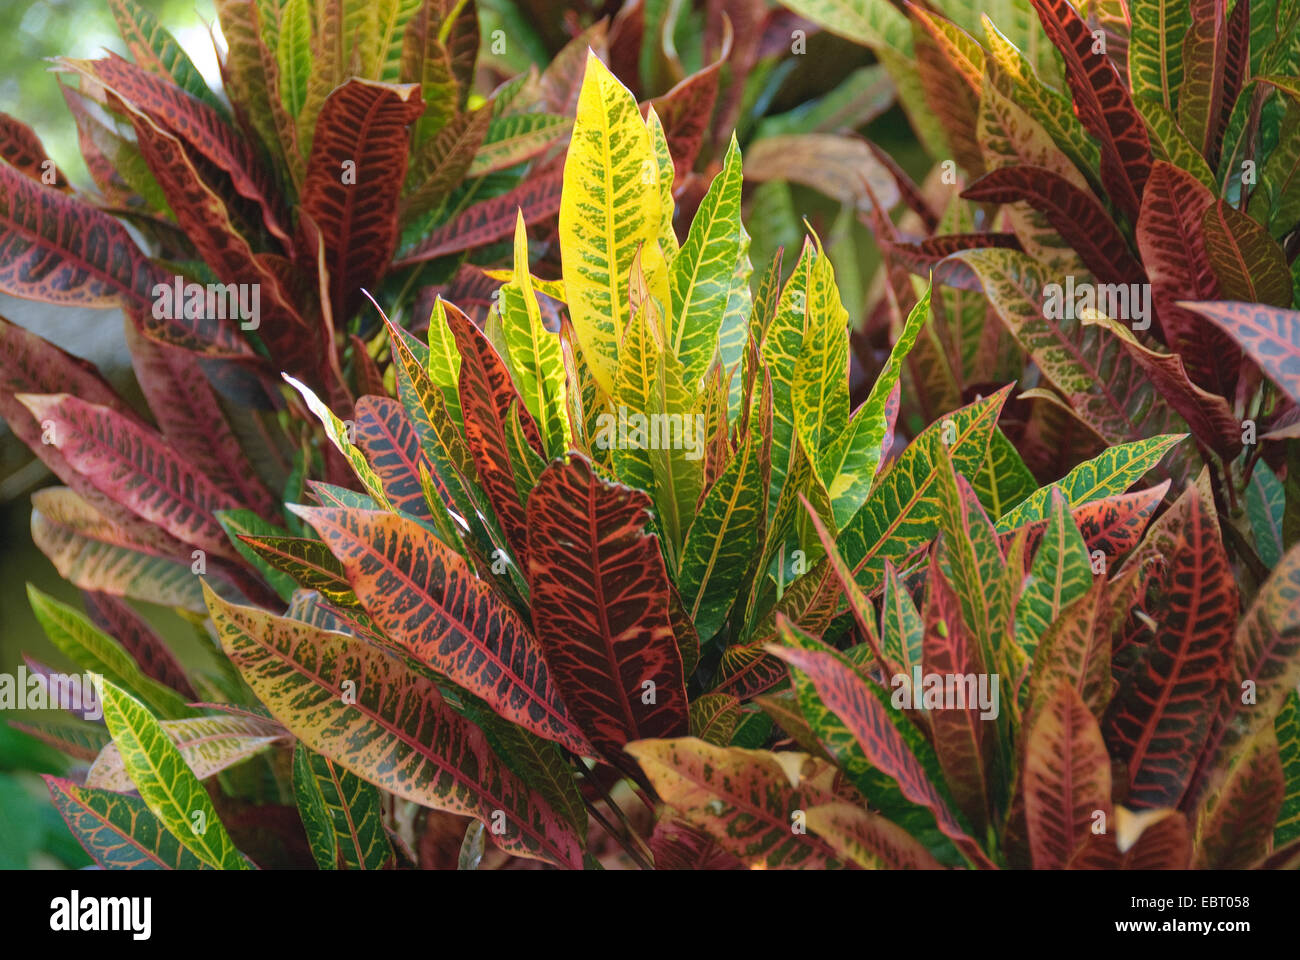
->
525, 455, 690, 772
301, 79, 423, 323
1028, 0, 1152, 220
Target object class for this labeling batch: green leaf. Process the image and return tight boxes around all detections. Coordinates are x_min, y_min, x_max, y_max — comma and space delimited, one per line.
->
216, 509, 298, 603
834, 386, 1010, 596
679, 424, 767, 642
996, 434, 1184, 531
1246, 461, 1286, 569
670, 136, 747, 388
98, 678, 250, 870
972, 427, 1037, 520
283, 375, 393, 510
44, 776, 213, 870
1275, 688, 1300, 848
27, 584, 191, 720
499, 211, 571, 458
1014, 488, 1093, 660
276, 0, 311, 118
1129, 0, 1192, 112
292, 742, 396, 870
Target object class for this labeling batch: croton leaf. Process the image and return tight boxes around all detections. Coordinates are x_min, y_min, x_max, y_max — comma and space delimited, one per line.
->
1201, 541, 1300, 782
87, 713, 285, 792
1134, 160, 1241, 397
1024, 680, 1112, 869
206, 584, 583, 868
998, 433, 1183, 531
1191, 722, 1284, 869
559, 51, 670, 397
626, 738, 846, 868
81, 590, 196, 699
27, 583, 191, 720
1178, 301, 1300, 405
352, 394, 437, 522
525, 456, 689, 769
831, 385, 1010, 601
670, 135, 746, 388
678, 409, 768, 644
98, 678, 251, 870
1027, 0, 1152, 220
293, 741, 396, 870
1105, 485, 1236, 808
43, 776, 213, 870
445, 297, 541, 567
294, 505, 592, 757
1129, 0, 1192, 112
0, 162, 163, 309
395, 156, 566, 265
30, 490, 205, 611
17, 392, 243, 560
766, 640, 994, 869
805, 802, 944, 869
499, 211, 571, 459
301, 78, 423, 321
1200, 200, 1294, 307
1013, 489, 1092, 660
921, 560, 993, 834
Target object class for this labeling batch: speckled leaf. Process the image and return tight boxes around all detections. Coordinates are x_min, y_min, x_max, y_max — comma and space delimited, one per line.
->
206, 585, 582, 868
525, 456, 689, 768
44, 776, 213, 870
98, 678, 249, 870
625, 738, 845, 868
294, 506, 590, 756
293, 741, 396, 870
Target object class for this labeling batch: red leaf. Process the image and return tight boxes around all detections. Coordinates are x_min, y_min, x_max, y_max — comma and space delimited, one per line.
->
352, 395, 435, 521
445, 299, 541, 567
649, 815, 745, 869
1028, 0, 1152, 220
295, 506, 593, 757
62, 53, 290, 247
1104, 486, 1236, 808
922, 560, 990, 833
117, 104, 297, 358
81, 590, 196, 699
766, 640, 996, 869
1216, 0, 1250, 159
0, 163, 163, 309
1178, 301, 1300, 405
301, 79, 423, 323
15, 393, 242, 560
525, 456, 690, 770
0, 112, 68, 189
961, 166, 1144, 285
1024, 681, 1112, 869
125, 321, 277, 519
1136, 161, 1238, 396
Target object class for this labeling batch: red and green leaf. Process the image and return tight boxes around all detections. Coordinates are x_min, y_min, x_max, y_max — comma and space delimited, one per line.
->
525, 456, 689, 769
294, 505, 592, 757
207, 585, 583, 869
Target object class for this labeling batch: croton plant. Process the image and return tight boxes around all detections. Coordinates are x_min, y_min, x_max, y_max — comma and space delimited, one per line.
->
1, 0, 1299, 871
